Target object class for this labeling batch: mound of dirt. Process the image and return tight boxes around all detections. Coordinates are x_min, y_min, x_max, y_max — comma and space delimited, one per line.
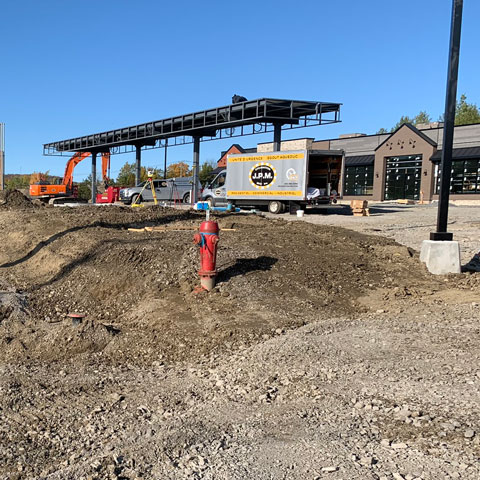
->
0, 205, 479, 480
0, 189, 34, 209
0, 205, 447, 365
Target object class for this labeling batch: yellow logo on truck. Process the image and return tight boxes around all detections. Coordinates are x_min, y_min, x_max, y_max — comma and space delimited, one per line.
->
249, 163, 277, 189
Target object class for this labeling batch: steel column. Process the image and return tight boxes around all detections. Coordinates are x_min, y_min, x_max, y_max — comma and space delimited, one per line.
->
135, 144, 142, 185
431, 0, 463, 241
164, 138, 168, 179
91, 151, 97, 204
273, 123, 282, 151
192, 136, 200, 204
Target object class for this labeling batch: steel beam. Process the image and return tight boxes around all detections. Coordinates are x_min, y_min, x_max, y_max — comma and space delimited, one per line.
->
43, 99, 342, 155
431, 0, 463, 241
91, 151, 97, 204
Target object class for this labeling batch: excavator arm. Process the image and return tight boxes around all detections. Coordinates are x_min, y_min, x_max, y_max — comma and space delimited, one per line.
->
62, 152, 91, 191
101, 152, 111, 186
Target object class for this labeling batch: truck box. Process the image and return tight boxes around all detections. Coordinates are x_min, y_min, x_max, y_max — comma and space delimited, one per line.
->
226, 150, 308, 201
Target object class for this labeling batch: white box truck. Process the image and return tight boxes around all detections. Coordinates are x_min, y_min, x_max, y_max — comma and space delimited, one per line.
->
201, 150, 332, 213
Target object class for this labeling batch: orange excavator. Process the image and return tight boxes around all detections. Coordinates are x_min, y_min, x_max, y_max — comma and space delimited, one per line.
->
30, 151, 111, 202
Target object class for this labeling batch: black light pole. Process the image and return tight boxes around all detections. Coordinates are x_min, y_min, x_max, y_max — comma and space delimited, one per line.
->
431, 0, 463, 241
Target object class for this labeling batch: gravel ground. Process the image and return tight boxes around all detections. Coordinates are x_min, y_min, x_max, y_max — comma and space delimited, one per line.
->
268, 202, 480, 265
0, 201, 479, 479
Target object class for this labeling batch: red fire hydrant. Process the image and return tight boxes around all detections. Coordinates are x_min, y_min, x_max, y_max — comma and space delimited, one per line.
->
193, 220, 220, 291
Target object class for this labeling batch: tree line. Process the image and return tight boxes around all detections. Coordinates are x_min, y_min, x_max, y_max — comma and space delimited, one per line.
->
377, 94, 480, 134
4, 160, 216, 201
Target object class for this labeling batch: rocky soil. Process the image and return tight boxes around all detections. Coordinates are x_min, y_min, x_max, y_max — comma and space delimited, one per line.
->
0, 201, 479, 479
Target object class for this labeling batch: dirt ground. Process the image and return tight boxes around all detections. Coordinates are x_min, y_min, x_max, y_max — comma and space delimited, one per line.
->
0, 198, 479, 479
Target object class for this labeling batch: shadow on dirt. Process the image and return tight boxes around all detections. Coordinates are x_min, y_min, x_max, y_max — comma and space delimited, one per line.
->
0, 212, 193, 269
217, 256, 278, 284
28, 236, 162, 291
303, 205, 411, 216
462, 252, 480, 273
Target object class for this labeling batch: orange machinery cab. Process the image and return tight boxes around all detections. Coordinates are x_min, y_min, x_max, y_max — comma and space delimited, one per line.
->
29, 184, 68, 197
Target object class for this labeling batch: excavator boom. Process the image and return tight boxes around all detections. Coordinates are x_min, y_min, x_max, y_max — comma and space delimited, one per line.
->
63, 152, 91, 190
101, 152, 111, 186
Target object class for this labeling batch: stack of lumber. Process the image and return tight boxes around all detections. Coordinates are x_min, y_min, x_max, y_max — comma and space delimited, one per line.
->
350, 200, 369, 217
127, 226, 236, 233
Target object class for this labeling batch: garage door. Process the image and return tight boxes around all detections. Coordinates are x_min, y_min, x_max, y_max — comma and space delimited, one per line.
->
384, 155, 422, 200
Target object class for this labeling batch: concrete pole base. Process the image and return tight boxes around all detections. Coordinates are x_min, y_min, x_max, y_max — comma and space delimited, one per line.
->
200, 276, 216, 291
420, 240, 461, 275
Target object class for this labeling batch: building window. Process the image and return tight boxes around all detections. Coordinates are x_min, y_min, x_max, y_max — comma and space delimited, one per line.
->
384, 155, 422, 200
435, 158, 480, 194
344, 165, 374, 196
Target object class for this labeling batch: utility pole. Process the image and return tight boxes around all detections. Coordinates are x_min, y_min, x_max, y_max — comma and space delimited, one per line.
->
421, 0, 463, 275
431, 0, 463, 241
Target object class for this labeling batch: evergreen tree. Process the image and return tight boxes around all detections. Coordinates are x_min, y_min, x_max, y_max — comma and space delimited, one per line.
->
413, 110, 431, 125
455, 94, 480, 126
199, 161, 215, 185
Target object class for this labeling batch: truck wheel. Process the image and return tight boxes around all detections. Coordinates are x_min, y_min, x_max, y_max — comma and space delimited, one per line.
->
268, 201, 285, 214
183, 192, 191, 204
205, 196, 214, 208
131, 194, 141, 205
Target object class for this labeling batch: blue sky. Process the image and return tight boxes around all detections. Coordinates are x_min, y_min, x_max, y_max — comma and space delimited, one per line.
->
1, 0, 479, 180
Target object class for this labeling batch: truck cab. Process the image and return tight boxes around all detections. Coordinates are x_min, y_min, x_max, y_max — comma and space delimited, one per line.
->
201, 170, 227, 207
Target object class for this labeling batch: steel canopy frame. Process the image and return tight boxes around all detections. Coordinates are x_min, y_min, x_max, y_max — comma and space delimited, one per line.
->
43, 98, 341, 156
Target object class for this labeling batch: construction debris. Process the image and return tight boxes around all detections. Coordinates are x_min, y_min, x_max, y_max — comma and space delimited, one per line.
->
350, 199, 369, 216
128, 226, 236, 232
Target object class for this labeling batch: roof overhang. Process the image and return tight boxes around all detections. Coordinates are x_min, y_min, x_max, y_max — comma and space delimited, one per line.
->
430, 146, 480, 163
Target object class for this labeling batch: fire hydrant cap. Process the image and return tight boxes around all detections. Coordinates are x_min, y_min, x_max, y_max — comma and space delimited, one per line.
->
199, 220, 219, 234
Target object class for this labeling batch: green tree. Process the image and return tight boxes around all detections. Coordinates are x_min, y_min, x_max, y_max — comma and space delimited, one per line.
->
455, 94, 480, 126
139, 166, 163, 182
413, 110, 431, 125
77, 182, 92, 201
391, 115, 414, 132
116, 162, 136, 186
199, 160, 215, 186
389, 110, 432, 132
115, 162, 163, 186
77, 174, 101, 201
376, 127, 388, 134
5, 175, 30, 190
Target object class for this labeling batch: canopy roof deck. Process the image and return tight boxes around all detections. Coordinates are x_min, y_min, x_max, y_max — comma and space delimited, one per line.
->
44, 98, 342, 156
